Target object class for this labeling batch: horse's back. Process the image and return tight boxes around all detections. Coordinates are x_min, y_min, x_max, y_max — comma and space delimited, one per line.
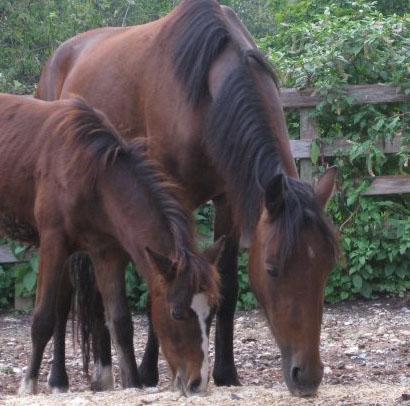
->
36, 27, 129, 101
36, 22, 163, 103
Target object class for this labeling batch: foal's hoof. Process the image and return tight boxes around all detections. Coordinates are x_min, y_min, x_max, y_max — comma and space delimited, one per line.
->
213, 366, 241, 387
139, 365, 159, 387
91, 365, 114, 392
18, 378, 38, 395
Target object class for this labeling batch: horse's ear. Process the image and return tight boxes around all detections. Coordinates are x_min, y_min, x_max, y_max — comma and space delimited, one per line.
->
203, 235, 226, 265
145, 247, 176, 282
315, 166, 338, 209
265, 174, 287, 221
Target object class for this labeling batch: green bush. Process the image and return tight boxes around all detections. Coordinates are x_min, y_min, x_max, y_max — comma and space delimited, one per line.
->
260, 0, 410, 302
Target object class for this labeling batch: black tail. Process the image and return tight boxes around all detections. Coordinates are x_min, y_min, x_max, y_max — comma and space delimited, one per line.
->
69, 252, 96, 377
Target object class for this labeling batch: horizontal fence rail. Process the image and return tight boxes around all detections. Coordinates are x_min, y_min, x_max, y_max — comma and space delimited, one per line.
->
0, 246, 18, 264
280, 84, 409, 192
280, 84, 409, 109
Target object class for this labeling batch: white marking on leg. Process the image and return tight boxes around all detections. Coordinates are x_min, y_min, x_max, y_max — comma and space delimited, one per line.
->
47, 370, 68, 394
190, 293, 210, 394
51, 386, 68, 394
92, 361, 114, 391
18, 377, 38, 396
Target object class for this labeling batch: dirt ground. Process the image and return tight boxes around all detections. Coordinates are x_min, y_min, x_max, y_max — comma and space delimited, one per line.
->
1, 298, 409, 405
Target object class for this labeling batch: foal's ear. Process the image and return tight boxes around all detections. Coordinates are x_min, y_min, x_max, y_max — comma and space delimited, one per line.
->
265, 174, 287, 221
203, 235, 226, 265
145, 247, 176, 282
315, 166, 338, 209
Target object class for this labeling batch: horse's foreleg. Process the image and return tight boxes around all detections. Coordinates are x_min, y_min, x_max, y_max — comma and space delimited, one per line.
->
47, 267, 72, 393
212, 195, 240, 386
91, 251, 141, 389
139, 296, 159, 387
90, 291, 114, 392
19, 231, 69, 395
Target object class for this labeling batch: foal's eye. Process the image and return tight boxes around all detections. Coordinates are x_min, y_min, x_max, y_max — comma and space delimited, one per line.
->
267, 266, 279, 278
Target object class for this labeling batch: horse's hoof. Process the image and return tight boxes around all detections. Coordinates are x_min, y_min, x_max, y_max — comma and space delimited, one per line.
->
91, 364, 114, 392
213, 367, 241, 387
50, 386, 68, 394
139, 366, 159, 387
47, 370, 69, 394
18, 378, 38, 395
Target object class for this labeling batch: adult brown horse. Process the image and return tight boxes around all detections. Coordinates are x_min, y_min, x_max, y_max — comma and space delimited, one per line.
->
0, 94, 223, 395
37, 0, 339, 397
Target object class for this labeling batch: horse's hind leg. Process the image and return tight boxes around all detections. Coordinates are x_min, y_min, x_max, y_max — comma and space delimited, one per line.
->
90, 290, 114, 391
139, 296, 159, 387
212, 195, 241, 386
19, 231, 69, 395
91, 250, 141, 389
47, 267, 72, 393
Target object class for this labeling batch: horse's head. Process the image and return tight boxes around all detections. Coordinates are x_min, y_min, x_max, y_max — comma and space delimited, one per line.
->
249, 167, 339, 397
145, 238, 224, 396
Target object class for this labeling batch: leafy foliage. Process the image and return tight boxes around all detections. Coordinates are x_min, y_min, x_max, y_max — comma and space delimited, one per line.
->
260, 0, 410, 302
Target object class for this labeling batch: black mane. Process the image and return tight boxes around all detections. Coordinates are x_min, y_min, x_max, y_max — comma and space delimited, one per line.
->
273, 177, 339, 269
170, 0, 338, 263
207, 52, 283, 237
173, 0, 230, 104
53, 98, 196, 267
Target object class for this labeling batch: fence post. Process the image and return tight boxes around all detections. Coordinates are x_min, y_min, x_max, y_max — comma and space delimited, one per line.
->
299, 108, 319, 184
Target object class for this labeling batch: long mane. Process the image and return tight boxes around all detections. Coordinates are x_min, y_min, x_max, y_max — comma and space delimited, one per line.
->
49, 98, 215, 294
170, 0, 338, 263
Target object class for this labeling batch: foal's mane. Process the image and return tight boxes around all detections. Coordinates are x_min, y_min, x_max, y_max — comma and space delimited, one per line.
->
52, 98, 217, 297
170, 0, 338, 264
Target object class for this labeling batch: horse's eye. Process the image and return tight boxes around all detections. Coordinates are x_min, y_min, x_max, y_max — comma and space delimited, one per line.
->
267, 266, 279, 278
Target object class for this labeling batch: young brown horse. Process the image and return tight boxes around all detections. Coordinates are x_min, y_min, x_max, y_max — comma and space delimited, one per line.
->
37, 0, 339, 396
0, 94, 222, 395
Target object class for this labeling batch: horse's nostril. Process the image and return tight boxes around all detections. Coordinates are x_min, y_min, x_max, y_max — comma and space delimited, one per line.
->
188, 377, 201, 393
291, 366, 301, 384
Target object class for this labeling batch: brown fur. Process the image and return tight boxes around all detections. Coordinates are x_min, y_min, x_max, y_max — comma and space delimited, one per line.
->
36, 0, 339, 396
0, 93, 220, 394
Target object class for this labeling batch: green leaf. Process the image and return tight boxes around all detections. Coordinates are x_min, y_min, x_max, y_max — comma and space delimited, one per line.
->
310, 140, 320, 165
352, 274, 363, 290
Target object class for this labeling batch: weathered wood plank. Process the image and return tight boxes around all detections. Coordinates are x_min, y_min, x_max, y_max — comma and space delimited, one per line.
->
299, 109, 318, 183
281, 85, 408, 109
290, 136, 403, 159
362, 176, 410, 196
0, 246, 18, 264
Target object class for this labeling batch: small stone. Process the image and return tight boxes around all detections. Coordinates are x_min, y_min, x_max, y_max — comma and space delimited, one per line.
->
324, 366, 332, 375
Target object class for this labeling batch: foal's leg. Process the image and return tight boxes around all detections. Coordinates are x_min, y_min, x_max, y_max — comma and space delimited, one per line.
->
90, 291, 114, 391
138, 296, 159, 387
212, 195, 240, 386
91, 251, 141, 388
47, 267, 72, 393
19, 231, 69, 395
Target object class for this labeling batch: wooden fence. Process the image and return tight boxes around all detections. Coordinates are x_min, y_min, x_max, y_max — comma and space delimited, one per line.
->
281, 84, 410, 193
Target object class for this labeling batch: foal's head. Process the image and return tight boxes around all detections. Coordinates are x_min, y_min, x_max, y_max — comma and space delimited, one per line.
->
249, 168, 339, 397
146, 238, 224, 395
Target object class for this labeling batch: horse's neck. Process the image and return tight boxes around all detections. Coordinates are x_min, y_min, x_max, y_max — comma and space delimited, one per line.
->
99, 168, 175, 276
